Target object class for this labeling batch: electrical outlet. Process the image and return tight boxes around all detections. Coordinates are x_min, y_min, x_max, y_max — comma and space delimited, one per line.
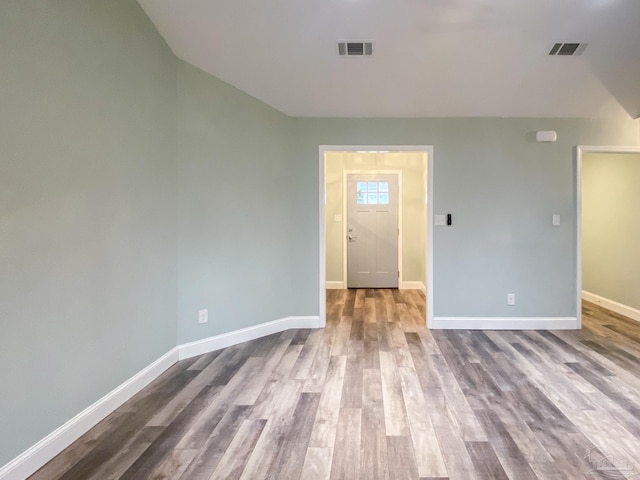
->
507, 294, 516, 306
198, 309, 208, 324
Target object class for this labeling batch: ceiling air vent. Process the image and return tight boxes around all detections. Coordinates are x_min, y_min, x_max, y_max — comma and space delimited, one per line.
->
338, 41, 373, 56
549, 43, 587, 56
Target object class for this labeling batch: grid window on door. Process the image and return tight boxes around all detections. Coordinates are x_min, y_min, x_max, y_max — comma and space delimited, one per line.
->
356, 181, 389, 205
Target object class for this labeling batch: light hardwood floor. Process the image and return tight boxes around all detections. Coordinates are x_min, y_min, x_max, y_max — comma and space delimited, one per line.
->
31, 289, 640, 479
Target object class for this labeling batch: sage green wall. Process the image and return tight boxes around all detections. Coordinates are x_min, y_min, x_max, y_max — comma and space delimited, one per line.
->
0, 0, 178, 465
293, 117, 640, 319
2, 0, 640, 469
175, 62, 305, 344
583, 153, 640, 310
325, 151, 426, 284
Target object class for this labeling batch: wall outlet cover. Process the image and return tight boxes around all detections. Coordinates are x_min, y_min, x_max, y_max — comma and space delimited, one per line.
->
198, 309, 208, 324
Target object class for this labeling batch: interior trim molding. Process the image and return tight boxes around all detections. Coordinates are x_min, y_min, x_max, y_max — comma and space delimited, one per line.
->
178, 316, 321, 360
341, 169, 405, 294
0, 314, 321, 480
582, 290, 640, 323
430, 317, 579, 330
318, 145, 434, 331
326, 282, 426, 291
400, 281, 426, 292
575, 145, 640, 329
0, 347, 179, 480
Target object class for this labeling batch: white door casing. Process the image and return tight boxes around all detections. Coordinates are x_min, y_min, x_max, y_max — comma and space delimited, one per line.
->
576, 145, 640, 329
319, 145, 433, 330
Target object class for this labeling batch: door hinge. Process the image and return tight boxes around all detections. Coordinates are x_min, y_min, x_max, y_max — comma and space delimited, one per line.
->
398, 271, 400, 278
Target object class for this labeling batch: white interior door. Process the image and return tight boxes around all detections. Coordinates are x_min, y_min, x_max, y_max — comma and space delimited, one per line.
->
347, 174, 399, 288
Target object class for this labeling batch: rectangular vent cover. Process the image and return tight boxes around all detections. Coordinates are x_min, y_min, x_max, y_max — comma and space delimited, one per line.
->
338, 41, 373, 56
549, 43, 587, 56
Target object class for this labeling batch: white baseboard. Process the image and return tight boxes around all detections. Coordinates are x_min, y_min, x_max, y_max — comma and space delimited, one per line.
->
430, 317, 579, 330
326, 281, 426, 292
400, 281, 426, 293
178, 316, 321, 360
0, 315, 321, 480
582, 291, 640, 323
0, 347, 179, 480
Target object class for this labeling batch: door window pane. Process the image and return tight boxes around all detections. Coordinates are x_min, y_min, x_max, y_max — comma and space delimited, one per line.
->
354, 179, 392, 205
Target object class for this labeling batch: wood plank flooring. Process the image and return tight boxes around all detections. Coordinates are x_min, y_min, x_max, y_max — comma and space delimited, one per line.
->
31, 290, 640, 479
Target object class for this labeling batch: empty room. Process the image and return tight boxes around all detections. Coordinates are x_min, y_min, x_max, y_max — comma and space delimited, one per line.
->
1, 0, 640, 479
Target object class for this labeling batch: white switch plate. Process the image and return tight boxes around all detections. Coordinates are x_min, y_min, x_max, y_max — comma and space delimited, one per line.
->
552, 214, 560, 226
434, 214, 447, 226
507, 294, 516, 306
198, 309, 208, 324
334, 214, 342, 222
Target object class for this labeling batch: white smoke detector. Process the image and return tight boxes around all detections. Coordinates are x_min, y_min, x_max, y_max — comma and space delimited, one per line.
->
536, 131, 558, 142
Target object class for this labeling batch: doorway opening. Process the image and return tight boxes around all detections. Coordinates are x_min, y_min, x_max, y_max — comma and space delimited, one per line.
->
577, 145, 640, 327
319, 146, 434, 328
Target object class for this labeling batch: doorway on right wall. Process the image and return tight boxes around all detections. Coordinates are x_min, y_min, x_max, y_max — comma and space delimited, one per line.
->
581, 150, 640, 324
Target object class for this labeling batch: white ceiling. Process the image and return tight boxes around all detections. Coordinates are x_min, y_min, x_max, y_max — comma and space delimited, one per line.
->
138, 0, 640, 118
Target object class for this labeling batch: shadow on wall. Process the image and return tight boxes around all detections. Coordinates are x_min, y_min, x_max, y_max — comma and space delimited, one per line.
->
581, 9, 640, 119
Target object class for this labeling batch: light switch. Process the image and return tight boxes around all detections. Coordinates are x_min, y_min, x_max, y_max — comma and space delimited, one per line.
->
434, 214, 447, 226
552, 214, 560, 226
334, 214, 342, 222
